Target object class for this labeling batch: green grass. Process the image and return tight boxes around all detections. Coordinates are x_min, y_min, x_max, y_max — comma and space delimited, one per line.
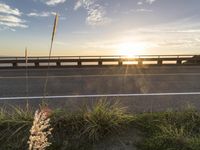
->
0, 102, 200, 150
0, 105, 33, 149
50, 100, 134, 149
135, 105, 200, 150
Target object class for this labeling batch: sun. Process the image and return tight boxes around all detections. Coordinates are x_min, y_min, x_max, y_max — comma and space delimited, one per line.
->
117, 41, 147, 57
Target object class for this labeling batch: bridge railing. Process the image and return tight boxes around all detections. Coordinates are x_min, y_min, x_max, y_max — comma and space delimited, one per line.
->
0, 55, 198, 68
0, 55, 195, 59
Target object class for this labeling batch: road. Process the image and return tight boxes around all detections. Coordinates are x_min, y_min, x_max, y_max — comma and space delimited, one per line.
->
1, 66, 200, 112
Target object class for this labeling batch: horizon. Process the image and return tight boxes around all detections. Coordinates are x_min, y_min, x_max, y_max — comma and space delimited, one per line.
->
0, 0, 200, 56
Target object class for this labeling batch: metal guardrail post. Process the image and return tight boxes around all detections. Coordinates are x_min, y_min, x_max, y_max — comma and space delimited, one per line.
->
158, 59, 163, 65
118, 56, 123, 66
56, 61, 61, 67
78, 61, 82, 67
12, 62, 18, 67
98, 57, 102, 66
78, 57, 82, 67
177, 60, 182, 65
35, 62, 40, 67
138, 60, 143, 65
98, 61, 103, 66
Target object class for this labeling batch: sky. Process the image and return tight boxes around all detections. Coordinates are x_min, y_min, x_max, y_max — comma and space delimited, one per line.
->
0, 0, 200, 56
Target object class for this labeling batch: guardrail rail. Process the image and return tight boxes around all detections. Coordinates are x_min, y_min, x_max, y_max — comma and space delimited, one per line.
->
0, 55, 199, 68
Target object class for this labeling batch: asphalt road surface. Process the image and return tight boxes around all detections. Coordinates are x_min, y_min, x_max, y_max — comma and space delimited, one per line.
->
1, 66, 200, 112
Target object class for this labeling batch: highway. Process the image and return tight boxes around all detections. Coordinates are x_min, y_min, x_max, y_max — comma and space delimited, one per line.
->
1, 66, 200, 112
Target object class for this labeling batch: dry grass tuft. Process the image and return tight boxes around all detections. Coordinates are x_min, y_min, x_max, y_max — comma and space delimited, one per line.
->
28, 108, 53, 150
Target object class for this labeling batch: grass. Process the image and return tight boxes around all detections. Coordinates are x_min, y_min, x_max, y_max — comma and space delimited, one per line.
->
0, 105, 33, 149
50, 100, 134, 149
0, 102, 200, 150
134, 105, 200, 150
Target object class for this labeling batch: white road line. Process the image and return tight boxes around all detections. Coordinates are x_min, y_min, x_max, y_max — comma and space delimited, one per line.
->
0, 66, 200, 71
1, 92, 200, 100
1, 73, 200, 79
0, 67, 200, 73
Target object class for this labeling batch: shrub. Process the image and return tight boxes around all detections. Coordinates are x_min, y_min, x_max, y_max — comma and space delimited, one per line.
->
135, 106, 200, 150
0, 106, 33, 149
51, 100, 134, 150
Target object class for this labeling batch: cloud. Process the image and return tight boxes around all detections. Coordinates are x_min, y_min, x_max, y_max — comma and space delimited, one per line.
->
174, 29, 200, 33
74, 0, 94, 10
74, 0, 111, 26
0, 15, 24, 23
42, 0, 66, 6
0, 15, 27, 28
157, 38, 200, 49
137, 2, 143, 5
86, 4, 110, 26
0, 21, 27, 28
27, 11, 55, 17
122, 17, 200, 52
136, 9, 153, 12
74, 1, 82, 10
0, 26, 16, 31
146, 0, 156, 4
54, 41, 69, 46
0, 3, 27, 30
0, 3, 22, 16
123, 8, 153, 14
28, 11, 66, 21
137, 0, 157, 5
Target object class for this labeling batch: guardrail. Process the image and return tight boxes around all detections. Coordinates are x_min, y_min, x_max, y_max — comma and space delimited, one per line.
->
0, 55, 199, 68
